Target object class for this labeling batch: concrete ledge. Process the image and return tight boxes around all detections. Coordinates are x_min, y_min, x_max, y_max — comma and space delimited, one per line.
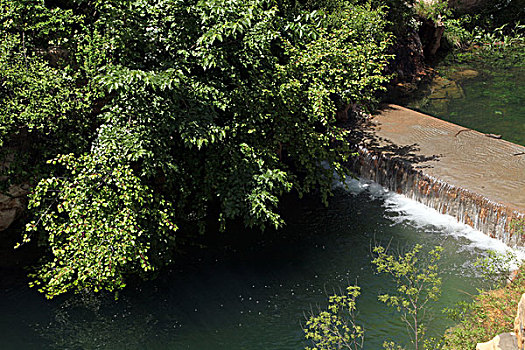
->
353, 104, 525, 245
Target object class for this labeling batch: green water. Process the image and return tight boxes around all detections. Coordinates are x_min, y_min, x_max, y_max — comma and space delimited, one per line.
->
0, 182, 507, 349
408, 64, 525, 145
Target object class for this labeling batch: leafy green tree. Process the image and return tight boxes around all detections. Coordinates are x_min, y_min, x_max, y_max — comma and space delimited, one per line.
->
372, 244, 443, 350
1, 0, 393, 297
303, 244, 444, 349
0, 3, 100, 186
20, 153, 177, 296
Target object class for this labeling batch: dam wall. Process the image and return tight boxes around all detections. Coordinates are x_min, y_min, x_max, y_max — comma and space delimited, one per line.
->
352, 104, 525, 246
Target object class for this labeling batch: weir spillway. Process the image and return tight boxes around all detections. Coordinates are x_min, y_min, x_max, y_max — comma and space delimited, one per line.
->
352, 104, 525, 246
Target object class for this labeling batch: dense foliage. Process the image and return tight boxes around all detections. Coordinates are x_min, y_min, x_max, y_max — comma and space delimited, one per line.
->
416, 0, 525, 64
1, 0, 393, 297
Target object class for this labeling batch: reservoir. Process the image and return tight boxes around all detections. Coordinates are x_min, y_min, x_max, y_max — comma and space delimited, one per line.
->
1, 178, 520, 349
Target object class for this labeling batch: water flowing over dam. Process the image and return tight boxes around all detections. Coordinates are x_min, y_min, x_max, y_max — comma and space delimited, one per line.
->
352, 104, 525, 246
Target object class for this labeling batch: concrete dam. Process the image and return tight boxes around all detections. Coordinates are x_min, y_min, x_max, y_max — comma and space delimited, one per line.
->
352, 104, 525, 246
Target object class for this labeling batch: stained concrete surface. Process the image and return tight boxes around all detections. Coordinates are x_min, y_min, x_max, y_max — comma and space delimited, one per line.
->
362, 104, 525, 213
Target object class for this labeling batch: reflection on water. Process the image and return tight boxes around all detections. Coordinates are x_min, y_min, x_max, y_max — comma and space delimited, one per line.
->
408, 64, 524, 146
1, 181, 520, 349
40, 294, 157, 349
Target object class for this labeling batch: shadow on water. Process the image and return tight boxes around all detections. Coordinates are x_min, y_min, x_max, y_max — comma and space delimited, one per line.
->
0, 186, 497, 349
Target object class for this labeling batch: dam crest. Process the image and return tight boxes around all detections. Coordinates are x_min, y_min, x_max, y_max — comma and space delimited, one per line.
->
352, 104, 525, 246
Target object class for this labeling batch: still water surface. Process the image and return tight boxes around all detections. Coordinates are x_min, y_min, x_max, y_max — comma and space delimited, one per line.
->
1, 179, 520, 349
408, 63, 524, 146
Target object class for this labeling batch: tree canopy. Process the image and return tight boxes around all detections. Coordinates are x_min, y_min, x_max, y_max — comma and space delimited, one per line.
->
1, 0, 393, 297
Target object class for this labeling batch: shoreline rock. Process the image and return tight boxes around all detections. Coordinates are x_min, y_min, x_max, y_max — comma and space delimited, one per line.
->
476, 333, 518, 350
475, 292, 525, 350
0, 184, 29, 231
514, 294, 525, 350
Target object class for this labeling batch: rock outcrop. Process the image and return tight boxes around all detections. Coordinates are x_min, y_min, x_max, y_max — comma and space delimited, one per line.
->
514, 294, 525, 350
419, 18, 445, 57
429, 75, 465, 99
448, 0, 490, 12
0, 185, 29, 231
386, 29, 426, 85
476, 333, 518, 350
475, 293, 525, 350
449, 69, 480, 80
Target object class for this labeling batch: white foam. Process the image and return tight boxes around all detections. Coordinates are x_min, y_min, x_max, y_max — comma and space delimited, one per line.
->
338, 177, 525, 262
